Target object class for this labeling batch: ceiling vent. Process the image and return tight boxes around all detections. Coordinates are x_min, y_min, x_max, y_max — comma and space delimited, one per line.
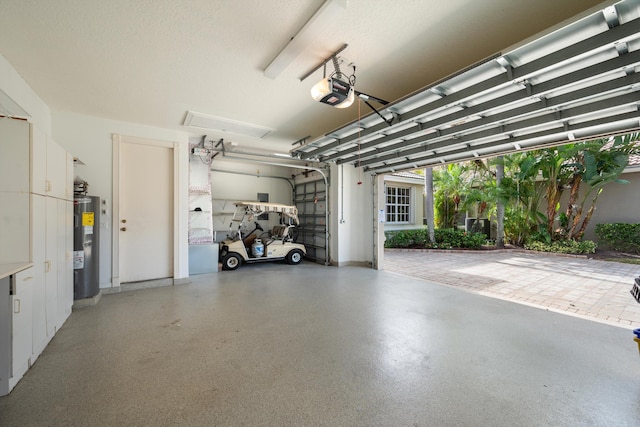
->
183, 111, 274, 139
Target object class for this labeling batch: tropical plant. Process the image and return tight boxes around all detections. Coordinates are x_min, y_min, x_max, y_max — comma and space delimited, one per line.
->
490, 154, 544, 245
530, 133, 639, 240
562, 133, 639, 240
423, 132, 639, 248
432, 163, 468, 229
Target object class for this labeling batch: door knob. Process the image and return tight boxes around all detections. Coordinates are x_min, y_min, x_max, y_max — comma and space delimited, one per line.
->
120, 227, 127, 231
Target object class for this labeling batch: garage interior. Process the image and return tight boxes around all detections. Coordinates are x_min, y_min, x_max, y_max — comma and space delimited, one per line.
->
1, 0, 640, 424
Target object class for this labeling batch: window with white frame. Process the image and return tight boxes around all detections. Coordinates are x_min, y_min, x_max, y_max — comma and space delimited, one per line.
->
386, 186, 411, 223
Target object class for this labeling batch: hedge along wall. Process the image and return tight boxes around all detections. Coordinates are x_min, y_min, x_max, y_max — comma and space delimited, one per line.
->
595, 223, 640, 253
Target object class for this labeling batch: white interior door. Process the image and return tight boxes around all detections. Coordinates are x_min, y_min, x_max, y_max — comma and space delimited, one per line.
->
119, 141, 173, 283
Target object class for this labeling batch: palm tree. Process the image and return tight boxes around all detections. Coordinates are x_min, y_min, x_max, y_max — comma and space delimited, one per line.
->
433, 163, 469, 229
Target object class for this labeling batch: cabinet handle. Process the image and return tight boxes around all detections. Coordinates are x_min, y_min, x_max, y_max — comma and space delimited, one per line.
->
45, 180, 52, 192
45, 260, 51, 272
13, 299, 21, 314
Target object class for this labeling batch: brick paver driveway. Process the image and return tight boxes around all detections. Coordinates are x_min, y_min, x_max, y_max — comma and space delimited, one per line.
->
384, 249, 640, 329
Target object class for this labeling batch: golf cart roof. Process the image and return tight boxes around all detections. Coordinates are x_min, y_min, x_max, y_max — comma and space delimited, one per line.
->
234, 201, 299, 224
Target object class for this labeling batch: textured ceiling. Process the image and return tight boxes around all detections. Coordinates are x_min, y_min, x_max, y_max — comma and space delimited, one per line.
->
0, 0, 607, 154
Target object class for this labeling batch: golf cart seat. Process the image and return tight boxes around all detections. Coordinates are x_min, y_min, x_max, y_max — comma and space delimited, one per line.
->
265, 225, 291, 246
269, 225, 290, 242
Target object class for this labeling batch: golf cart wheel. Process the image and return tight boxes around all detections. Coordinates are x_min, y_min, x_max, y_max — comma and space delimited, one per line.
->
222, 253, 242, 270
286, 249, 303, 265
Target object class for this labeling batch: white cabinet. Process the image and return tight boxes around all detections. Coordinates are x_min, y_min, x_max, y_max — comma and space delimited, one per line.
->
0, 192, 30, 264
0, 119, 30, 265
46, 137, 68, 200
66, 152, 74, 201
0, 120, 73, 396
30, 125, 71, 200
9, 268, 33, 390
0, 276, 10, 395
56, 198, 73, 330
44, 197, 58, 337
30, 194, 48, 360
30, 124, 48, 196
0, 118, 29, 193
29, 144, 74, 368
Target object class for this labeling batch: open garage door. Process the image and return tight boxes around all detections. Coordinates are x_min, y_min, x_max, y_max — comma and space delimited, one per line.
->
293, 1, 640, 174
294, 178, 328, 264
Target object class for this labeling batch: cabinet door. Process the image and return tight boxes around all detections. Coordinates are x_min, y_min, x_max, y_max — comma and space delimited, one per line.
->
56, 199, 72, 329
30, 195, 48, 360
0, 118, 29, 193
45, 197, 58, 337
0, 192, 30, 264
65, 152, 74, 201
46, 137, 67, 200
9, 268, 33, 389
30, 124, 48, 196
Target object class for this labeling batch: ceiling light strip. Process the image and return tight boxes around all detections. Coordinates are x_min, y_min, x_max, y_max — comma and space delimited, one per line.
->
263, 0, 347, 79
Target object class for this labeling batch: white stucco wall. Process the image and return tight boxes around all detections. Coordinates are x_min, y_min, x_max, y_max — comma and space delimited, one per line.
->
51, 110, 191, 286
331, 164, 374, 266
581, 169, 640, 242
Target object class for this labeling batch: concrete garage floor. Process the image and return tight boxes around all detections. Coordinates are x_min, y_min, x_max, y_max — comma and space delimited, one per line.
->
1, 262, 639, 426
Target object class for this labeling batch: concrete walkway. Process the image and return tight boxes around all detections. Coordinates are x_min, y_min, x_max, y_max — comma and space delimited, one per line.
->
384, 249, 640, 329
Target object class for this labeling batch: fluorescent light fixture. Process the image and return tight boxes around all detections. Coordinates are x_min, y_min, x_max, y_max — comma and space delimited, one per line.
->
183, 111, 274, 139
264, 0, 347, 79
273, 152, 292, 158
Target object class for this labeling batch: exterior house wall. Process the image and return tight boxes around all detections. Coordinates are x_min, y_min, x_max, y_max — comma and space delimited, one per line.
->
578, 169, 640, 242
383, 174, 425, 232
384, 165, 639, 244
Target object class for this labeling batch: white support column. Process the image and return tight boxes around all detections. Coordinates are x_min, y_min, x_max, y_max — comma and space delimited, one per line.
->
373, 174, 386, 270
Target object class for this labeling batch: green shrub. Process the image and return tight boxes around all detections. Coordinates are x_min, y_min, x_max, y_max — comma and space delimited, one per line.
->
595, 223, 640, 254
524, 239, 597, 255
384, 228, 487, 250
384, 229, 429, 248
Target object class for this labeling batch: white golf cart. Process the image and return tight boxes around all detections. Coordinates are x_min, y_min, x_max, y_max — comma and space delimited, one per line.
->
219, 201, 307, 270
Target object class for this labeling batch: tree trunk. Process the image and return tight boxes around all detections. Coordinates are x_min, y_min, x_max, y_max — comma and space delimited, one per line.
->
575, 189, 602, 240
565, 174, 582, 238
546, 183, 562, 236
424, 167, 435, 243
496, 156, 505, 248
